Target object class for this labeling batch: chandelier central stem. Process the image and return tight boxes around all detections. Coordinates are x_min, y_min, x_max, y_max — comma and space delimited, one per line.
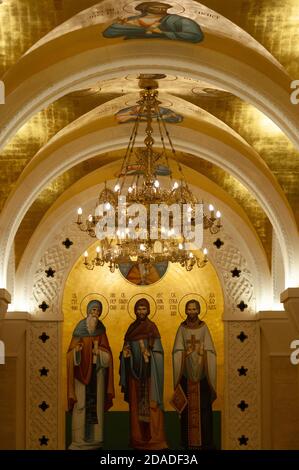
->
144, 89, 155, 185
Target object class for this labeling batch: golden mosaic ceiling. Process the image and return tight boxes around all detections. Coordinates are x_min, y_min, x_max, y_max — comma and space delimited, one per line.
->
0, 0, 299, 268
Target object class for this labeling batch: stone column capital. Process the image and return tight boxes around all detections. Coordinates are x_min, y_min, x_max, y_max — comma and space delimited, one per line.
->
280, 288, 299, 333
0, 288, 11, 320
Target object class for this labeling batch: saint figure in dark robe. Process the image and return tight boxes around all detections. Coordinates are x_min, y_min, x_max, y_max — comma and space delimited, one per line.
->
120, 298, 168, 449
67, 300, 115, 449
172, 299, 216, 449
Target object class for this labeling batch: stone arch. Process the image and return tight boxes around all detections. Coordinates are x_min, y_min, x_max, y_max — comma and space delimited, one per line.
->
0, 124, 297, 289
24, 184, 261, 449
14, 167, 270, 313
1, 39, 298, 149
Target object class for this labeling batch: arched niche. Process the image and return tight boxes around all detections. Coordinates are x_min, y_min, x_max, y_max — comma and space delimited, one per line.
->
23, 188, 261, 449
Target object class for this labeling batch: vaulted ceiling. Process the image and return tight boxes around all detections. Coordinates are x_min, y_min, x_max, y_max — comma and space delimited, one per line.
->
0, 0, 299, 296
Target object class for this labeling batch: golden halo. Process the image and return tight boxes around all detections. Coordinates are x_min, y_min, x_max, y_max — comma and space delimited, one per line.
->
124, 1, 185, 15
178, 293, 208, 320
127, 293, 157, 320
80, 293, 109, 320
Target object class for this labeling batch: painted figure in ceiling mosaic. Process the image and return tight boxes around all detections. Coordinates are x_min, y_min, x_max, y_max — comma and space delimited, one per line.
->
115, 104, 183, 124
103, 2, 204, 43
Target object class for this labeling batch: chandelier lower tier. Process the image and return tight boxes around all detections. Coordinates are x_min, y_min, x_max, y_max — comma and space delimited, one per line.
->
76, 77, 222, 273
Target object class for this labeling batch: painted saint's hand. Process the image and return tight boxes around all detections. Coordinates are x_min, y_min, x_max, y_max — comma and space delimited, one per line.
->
143, 349, 151, 363
123, 345, 131, 358
115, 17, 127, 24
186, 345, 194, 355
75, 343, 83, 352
148, 26, 161, 33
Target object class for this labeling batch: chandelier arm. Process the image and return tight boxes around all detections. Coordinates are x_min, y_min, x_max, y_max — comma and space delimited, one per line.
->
88, 230, 97, 238
84, 259, 95, 270
155, 102, 175, 187
158, 108, 188, 183
131, 172, 138, 189
121, 101, 147, 193
118, 102, 145, 191
77, 223, 87, 232
155, 102, 168, 158
209, 225, 221, 235
130, 101, 145, 153
117, 120, 137, 180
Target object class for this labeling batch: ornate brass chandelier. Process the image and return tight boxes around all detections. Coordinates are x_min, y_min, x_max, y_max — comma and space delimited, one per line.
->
76, 79, 222, 274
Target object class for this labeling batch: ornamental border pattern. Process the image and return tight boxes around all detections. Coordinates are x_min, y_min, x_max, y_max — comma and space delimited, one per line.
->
27, 321, 59, 450
225, 321, 260, 450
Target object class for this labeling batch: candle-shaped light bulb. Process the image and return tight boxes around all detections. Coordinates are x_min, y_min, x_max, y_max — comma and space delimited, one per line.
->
178, 243, 183, 250
104, 202, 111, 211
84, 251, 88, 263
88, 214, 92, 222
96, 246, 100, 259
173, 181, 179, 190
128, 186, 133, 193
208, 204, 215, 219
77, 207, 83, 224
154, 180, 160, 188
203, 248, 208, 255
216, 210, 221, 219
114, 184, 120, 192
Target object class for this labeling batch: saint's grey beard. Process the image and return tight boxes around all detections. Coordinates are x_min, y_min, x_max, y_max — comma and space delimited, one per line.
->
87, 315, 97, 334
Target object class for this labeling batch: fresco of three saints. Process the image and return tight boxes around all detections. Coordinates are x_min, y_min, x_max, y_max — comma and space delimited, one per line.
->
67, 297, 217, 450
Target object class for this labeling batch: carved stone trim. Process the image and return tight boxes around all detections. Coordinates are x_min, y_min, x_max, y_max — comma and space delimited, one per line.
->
206, 231, 256, 318
27, 321, 59, 450
225, 321, 260, 449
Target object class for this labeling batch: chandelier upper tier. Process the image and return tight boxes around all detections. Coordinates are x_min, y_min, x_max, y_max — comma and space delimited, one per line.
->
76, 78, 222, 273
